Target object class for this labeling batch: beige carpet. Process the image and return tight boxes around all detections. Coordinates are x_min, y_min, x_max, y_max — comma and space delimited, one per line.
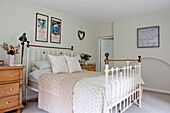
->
20, 91, 170, 113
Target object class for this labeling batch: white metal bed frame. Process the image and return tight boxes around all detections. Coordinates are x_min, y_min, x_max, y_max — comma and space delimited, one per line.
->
25, 42, 73, 101
25, 42, 142, 113
104, 53, 142, 113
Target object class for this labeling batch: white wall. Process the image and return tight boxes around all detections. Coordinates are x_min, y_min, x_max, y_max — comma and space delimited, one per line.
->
114, 12, 170, 92
0, 0, 97, 98
0, 0, 97, 64
96, 23, 114, 38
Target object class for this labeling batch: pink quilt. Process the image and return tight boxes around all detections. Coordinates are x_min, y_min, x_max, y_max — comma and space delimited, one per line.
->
38, 71, 103, 113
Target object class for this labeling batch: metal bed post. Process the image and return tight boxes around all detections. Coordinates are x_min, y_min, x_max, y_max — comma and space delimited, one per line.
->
138, 56, 142, 107
25, 41, 30, 103
71, 46, 74, 57
104, 53, 109, 113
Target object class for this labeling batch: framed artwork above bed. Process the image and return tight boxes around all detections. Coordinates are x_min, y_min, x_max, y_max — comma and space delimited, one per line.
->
35, 13, 49, 42
137, 26, 160, 48
50, 17, 62, 44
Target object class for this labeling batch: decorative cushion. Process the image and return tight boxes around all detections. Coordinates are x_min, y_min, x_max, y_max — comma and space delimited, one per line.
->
64, 55, 82, 73
48, 55, 68, 74
34, 60, 51, 70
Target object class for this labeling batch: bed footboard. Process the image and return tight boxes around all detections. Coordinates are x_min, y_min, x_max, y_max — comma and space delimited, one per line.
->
104, 53, 142, 113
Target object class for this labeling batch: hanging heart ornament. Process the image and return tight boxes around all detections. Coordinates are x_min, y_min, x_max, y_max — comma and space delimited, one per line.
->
78, 30, 85, 40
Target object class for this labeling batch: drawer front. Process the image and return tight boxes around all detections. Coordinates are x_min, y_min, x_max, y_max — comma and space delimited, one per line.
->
0, 70, 19, 82
0, 83, 19, 98
89, 67, 96, 71
82, 66, 89, 71
0, 95, 18, 110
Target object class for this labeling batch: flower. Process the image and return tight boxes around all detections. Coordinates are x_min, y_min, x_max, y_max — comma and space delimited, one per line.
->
0, 42, 20, 55
80, 53, 91, 61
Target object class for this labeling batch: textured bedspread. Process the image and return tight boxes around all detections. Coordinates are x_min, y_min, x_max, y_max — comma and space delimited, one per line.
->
38, 71, 103, 113
73, 74, 144, 113
38, 71, 144, 113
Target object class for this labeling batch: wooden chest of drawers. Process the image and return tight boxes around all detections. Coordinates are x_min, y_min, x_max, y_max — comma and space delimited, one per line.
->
81, 64, 96, 71
0, 65, 25, 113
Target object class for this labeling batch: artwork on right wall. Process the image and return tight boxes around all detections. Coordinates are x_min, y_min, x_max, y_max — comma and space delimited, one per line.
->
137, 26, 160, 48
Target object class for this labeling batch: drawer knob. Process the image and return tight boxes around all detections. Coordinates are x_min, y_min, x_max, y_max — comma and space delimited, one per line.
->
10, 88, 13, 91
6, 102, 9, 104
10, 74, 13, 77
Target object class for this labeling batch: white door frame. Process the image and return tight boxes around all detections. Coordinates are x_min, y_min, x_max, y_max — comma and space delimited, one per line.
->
98, 36, 114, 72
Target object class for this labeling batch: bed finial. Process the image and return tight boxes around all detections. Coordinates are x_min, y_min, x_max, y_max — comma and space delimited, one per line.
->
138, 56, 141, 62
71, 46, 73, 51
104, 52, 109, 64
27, 41, 30, 48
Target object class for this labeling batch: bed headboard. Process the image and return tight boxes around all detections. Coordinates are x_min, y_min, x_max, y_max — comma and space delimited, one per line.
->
25, 41, 73, 85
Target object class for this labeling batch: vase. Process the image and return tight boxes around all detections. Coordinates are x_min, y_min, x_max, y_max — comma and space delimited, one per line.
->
8, 55, 15, 66
84, 60, 88, 65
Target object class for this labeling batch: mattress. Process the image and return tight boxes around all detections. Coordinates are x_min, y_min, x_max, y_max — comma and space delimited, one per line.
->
28, 81, 38, 90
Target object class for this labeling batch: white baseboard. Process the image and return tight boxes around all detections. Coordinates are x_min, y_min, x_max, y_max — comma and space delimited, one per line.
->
26, 94, 38, 100
144, 88, 170, 95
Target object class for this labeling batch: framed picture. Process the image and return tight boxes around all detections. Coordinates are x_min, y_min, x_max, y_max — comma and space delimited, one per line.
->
137, 26, 160, 48
50, 17, 61, 44
35, 13, 49, 42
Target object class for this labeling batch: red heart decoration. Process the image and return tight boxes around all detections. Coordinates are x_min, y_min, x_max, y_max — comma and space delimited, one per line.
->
78, 30, 85, 40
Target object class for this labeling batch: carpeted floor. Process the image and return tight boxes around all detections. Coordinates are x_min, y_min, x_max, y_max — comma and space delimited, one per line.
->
19, 91, 170, 113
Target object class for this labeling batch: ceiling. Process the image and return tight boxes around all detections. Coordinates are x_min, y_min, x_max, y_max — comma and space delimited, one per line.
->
25, 0, 170, 24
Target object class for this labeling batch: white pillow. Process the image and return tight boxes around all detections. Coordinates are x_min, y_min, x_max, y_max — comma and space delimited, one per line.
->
34, 60, 51, 70
48, 55, 68, 74
31, 67, 39, 71
64, 55, 82, 73
29, 69, 52, 83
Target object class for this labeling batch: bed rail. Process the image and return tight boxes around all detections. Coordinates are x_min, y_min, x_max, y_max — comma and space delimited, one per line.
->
104, 53, 142, 113
27, 41, 73, 51
104, 52, 141, 64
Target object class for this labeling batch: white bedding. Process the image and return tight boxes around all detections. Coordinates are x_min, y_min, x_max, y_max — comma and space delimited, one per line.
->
29, 69, 52, 83
38, 71, 144, 113
73, 74, 144, 113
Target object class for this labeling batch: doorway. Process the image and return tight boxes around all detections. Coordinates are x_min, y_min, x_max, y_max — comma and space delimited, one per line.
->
98, 37, 114, 72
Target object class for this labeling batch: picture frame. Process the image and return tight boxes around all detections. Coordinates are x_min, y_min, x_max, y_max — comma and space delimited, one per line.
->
50, 17, 62, 44
137, 26, 160, 48
35, 13, 49, 42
